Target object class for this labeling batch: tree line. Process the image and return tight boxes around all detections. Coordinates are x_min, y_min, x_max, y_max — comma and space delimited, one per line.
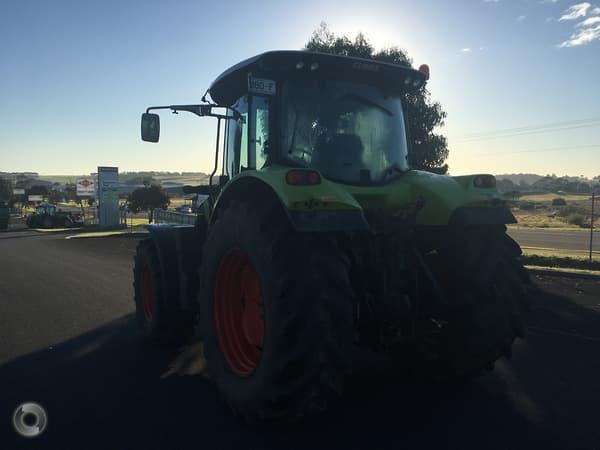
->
497, 175, 599, 196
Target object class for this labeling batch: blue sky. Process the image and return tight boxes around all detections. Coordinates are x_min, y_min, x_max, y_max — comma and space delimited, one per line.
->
1, 0, 599, 177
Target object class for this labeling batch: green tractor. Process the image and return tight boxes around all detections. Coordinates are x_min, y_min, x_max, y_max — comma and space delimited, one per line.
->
26, 203, 81, 228
135, 51, 529, 422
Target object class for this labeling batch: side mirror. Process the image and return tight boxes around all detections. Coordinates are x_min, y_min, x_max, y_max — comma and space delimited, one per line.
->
141, 113, 160, 142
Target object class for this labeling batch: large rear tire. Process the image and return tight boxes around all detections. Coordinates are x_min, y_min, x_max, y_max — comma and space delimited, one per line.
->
424, 230, 530, 379
198, 203, 353, 423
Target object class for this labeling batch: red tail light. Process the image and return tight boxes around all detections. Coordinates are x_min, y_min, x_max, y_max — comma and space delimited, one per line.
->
286, 170, 321, 186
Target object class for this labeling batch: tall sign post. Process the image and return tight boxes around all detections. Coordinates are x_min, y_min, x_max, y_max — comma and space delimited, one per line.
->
97, 167, 120, 227
590, 190, 596, 264
13, 188, 25, 213
76, 178, 95, 223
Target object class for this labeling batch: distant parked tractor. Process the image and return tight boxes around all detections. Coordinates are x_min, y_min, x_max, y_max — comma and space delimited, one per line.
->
26, 203, 82, 228
135, 51, 529, 423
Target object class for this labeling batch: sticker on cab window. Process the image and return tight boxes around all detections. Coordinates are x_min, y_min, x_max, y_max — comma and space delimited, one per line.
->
248, 77, 276, 96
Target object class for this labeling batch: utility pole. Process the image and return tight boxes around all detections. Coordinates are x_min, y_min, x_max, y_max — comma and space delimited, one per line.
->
591, 190, 596, 263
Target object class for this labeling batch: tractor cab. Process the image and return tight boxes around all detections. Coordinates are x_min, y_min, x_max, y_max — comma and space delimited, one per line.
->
142, 51, 429, 189
34, 203, 58, 216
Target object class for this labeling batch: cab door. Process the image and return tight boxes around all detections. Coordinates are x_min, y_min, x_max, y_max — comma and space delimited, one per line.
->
224, 96, 248, 177
248, 95, 270, 170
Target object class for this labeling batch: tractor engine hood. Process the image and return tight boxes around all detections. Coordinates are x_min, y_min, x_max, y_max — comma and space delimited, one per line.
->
340, 170, 515, 231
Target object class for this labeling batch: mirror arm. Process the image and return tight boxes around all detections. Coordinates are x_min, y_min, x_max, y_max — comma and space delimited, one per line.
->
146, 104, 241, 120
209, 118, 222, 187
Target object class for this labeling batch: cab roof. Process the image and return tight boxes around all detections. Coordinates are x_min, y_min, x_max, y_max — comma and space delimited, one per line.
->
208, 50, 427, 106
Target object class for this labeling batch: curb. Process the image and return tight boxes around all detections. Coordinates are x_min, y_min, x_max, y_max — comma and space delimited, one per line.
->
65, 231, 148, 240
527, 267, 600, 280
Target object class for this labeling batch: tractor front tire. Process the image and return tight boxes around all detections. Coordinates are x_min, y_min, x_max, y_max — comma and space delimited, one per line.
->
133, 238, 197, 345
133, 239, 167, 342
199, 203, 353, 423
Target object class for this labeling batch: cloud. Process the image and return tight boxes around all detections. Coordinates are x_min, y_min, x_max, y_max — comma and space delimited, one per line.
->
460, 48, 472, 52
483, 0, 500, 3
559, 2, 592, 20
577, 16, 600, 26
556, 3, 600, 47
517, 15, 527, 21
558, 23, 600, 46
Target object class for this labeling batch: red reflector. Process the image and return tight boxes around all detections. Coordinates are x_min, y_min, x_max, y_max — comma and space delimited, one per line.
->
286, 171, 305, 185
307, 171, 321, 185
286, 170, 321, 186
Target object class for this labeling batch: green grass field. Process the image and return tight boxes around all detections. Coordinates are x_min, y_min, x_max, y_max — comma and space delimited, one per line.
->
36, 175, 86, 184
521, 252, 600, 271
122, 217, 150, 226
510, 192, 596, 230
154, 174, 208, 185
521, 246, 599, 261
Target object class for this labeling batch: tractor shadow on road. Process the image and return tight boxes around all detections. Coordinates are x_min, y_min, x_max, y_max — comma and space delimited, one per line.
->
2, 283, 600, 450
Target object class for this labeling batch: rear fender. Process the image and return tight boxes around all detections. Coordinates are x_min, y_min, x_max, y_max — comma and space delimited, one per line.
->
145, 223, 206, 312
212, 168, 369, 232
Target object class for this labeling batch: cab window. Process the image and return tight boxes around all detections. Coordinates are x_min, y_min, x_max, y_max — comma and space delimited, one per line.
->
249, 96, 270, 170
224, 96, 248, 176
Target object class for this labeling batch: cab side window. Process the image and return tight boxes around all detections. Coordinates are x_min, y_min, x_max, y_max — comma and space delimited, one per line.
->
225, 96, 248, 176
249, 96, 270, 170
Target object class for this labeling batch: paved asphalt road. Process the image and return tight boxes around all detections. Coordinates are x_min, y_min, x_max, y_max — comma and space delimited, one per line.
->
1, 231, 600, 449
508, 227, 599, 253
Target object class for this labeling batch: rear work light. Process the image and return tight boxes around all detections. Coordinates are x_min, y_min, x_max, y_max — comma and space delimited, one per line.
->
286, 170, 321, 186
473, 175, 496, 189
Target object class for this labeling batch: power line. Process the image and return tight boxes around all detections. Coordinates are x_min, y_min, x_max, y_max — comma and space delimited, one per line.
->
452, 118, 600, 143
455, 118, 600, 139
460, 144, 600, 156
459, 122, 600, 142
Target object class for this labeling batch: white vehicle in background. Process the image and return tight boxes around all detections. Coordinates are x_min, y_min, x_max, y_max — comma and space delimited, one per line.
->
175, 205, 193, 214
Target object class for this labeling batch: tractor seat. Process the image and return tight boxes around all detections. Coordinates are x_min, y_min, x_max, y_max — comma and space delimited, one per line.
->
315, 133, 365, 181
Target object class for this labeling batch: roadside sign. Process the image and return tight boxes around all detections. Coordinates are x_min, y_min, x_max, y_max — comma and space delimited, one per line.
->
97, 167, 119, 227
28, 195, 43, 202
13, 188, 25, 195
76, 178, 95, 196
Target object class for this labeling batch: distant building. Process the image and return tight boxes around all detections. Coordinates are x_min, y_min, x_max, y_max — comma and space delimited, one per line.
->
0, 172, 40, 183
15, 178, 53, 190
